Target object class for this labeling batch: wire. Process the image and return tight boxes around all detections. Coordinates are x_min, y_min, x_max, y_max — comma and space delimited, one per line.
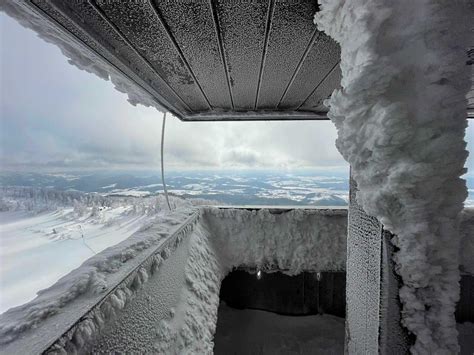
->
161, 112, 172, 211
79, 225, 96, 255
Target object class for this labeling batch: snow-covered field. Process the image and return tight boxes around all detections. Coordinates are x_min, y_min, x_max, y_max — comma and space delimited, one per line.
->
0, 187, 210, 314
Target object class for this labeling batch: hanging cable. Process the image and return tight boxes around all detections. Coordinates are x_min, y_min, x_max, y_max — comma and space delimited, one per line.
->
79, 225, 96, 255
161, 112, 172, 210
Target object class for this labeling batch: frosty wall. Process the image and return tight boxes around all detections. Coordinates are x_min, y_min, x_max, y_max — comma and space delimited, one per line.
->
89, 207, 349, 354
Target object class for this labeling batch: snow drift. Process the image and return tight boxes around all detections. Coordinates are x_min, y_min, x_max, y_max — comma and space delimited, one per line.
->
315, 1, 471, 353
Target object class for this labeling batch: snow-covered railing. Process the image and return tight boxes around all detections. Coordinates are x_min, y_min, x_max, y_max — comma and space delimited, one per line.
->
0, 209, 200, 354
1, 206, 472, 354
0, 206, 348, 354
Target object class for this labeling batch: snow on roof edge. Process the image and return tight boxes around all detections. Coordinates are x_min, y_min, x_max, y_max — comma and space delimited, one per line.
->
0, 1, 166, 113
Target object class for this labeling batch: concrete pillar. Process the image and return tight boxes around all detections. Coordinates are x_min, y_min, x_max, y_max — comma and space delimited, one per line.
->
345, 173, 410, 354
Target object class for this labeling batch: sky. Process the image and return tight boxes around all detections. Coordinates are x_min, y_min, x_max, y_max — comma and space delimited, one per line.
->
0, 13, 473, 173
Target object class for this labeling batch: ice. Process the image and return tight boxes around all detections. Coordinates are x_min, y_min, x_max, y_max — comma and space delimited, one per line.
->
203, 207, 348, 274
134, 207, 348, 354
315, 1, 472, 352
1, 186, 473, 353
0, 187, 215, 348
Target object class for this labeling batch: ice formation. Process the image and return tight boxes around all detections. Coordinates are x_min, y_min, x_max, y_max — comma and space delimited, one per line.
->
0, 1, 164, 111
0, 208, 195, 354
142, 207, 349, 354
1, 190, 473, 353
0, 205, 348, 353
203, 207, 347, 274
315, 1, 471, 353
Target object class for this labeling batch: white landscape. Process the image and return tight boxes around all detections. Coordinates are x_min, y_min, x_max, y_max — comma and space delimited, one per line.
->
0, 187, 209, 313
0, 0, 473, 353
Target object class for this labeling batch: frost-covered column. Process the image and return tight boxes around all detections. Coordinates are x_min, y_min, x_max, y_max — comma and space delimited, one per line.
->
346, 175, 409, 354
315, 1, 471, 353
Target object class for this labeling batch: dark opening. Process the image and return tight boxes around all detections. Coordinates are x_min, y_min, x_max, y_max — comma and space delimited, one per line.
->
213, 270, 346, 354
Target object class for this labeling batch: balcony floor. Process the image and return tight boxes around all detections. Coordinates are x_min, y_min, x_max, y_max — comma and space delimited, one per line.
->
214, 302, 345, 355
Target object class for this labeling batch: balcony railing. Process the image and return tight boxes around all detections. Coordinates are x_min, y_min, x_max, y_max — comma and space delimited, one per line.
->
0, 206, 472, 354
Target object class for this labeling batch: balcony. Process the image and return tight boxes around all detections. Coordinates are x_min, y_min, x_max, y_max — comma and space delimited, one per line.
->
0, 204, 472, 354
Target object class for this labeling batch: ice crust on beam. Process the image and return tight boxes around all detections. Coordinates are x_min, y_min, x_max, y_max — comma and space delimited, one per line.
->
0, 1, 165, 111
315, 1, 471, 353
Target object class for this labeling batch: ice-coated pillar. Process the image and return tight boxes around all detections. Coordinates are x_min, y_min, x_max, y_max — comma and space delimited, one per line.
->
346, 173, 410, 354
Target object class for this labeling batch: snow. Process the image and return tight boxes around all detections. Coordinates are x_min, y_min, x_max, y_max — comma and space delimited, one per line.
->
147, 207, 348, 354
0, 188, 207, 313
0, 187, 218, 349
0, 198, 348, 353
0, 208, 149, 313
213, 302, 345, 354
315, 1, 472, 353
0, 206, 199, 353
154, 220, 222, 354
203, 207, 348, 274
0, 1, 165, 111
1, 186, 473, 353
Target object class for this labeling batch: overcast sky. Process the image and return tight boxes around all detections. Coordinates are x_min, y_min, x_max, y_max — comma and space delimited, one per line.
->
1, 13, 473, 173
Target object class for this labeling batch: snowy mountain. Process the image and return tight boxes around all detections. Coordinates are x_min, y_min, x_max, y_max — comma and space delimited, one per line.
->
0, 170, 350, 206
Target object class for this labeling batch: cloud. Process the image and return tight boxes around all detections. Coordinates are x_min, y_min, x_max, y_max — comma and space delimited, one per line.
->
1, 13, 472, 173
0, 13, 351, 172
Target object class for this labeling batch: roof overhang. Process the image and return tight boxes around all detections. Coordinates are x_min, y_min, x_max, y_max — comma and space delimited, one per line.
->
4, 0, 342, 121
2, 1, 472, 120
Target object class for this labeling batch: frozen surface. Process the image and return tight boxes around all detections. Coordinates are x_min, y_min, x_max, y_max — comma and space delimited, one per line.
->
1, 185, 473, 354
0, 187, 208, 314
144, 207, 347, 354
345, 178, 382, 354
0, 201, 347, 353
0, 187, 212, 351
213, 303, 345, 355
203, 207, 347, 274
315, 1, 471, 352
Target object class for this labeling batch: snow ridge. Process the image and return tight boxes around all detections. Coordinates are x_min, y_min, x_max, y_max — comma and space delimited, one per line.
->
315, 1, 471, 353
